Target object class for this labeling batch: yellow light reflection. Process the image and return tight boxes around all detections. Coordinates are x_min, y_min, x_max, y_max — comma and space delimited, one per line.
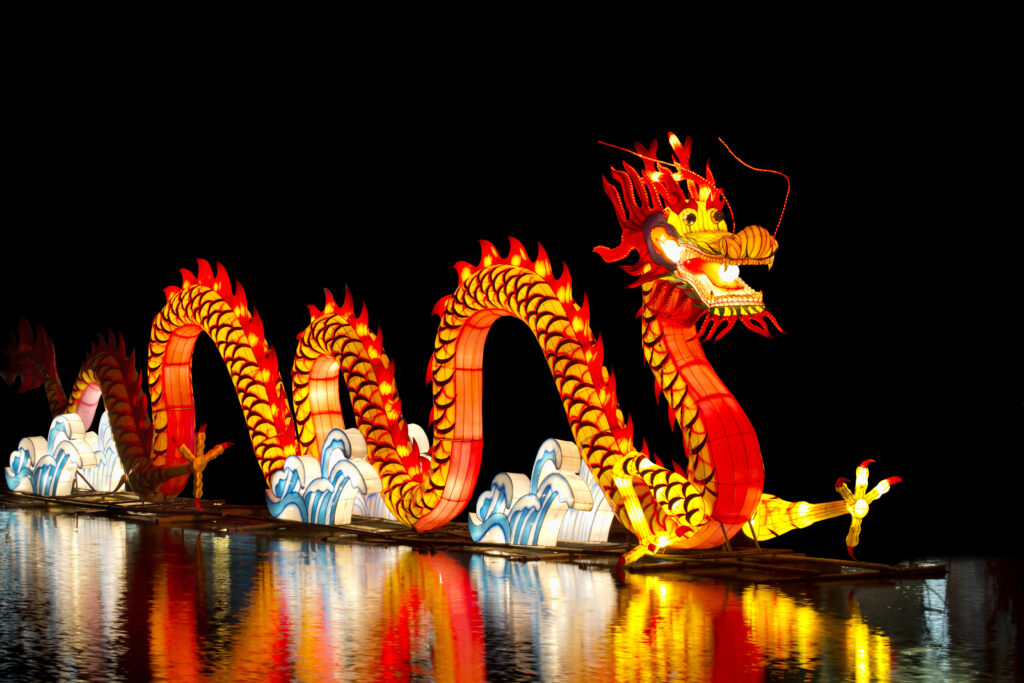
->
603, 573, 895, 682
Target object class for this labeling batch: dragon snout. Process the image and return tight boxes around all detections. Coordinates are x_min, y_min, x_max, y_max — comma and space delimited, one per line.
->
718, 225, 778, 263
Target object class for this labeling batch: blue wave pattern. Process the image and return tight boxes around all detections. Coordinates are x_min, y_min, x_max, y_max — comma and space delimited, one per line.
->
5, 412, 126, 495
469, 439, 615, 546
265, 428, 398, 524
31, 447, 73, 496
93, 412, 127, 491
4, 442, 32, 491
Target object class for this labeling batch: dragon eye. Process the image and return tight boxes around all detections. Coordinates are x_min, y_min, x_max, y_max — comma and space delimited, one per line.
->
649, 225, 682, 264
682, 211, 697, 226
655, 236, 682, 263
711, 210, 725, 224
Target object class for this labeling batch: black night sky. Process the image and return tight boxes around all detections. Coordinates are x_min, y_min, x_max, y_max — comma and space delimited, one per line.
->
2, 74, 1019, 562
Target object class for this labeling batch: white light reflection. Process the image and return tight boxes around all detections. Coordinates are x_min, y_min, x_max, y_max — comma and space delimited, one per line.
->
2, 511, 1017, 680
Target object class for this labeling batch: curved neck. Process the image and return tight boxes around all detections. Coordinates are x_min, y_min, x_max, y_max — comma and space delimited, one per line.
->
641, 283, 765, 537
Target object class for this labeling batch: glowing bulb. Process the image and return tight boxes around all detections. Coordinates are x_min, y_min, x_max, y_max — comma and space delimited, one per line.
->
658, 238, 682, 263
717, 264, 740, 282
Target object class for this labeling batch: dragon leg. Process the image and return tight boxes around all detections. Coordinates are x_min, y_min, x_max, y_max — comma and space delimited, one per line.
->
744, 460, 901, 558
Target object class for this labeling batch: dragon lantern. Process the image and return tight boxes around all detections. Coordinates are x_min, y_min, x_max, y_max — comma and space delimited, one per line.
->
593, 133, 899, 561
2, 132, 899, 563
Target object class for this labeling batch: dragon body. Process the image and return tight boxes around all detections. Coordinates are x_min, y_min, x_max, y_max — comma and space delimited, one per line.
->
2, 133, 898, 560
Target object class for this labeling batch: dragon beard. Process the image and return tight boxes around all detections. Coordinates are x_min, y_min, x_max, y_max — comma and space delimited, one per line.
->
642, 279, 784, 342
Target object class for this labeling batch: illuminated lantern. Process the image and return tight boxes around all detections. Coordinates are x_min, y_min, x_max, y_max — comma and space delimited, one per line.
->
835, 459, 902, 558
469, 438, 606, 546
593, 133, 900, 560
4, 411, 127, 496
2, 133, 902, 563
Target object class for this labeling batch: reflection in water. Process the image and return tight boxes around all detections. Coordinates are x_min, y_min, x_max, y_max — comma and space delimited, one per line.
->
0, 509, 1019, 681
0, 510, 133, 681
143, 532, 487, 682
471, 560, 894, 682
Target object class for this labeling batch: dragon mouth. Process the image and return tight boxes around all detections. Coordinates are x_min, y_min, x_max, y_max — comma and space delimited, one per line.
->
659, 246, 768, 315
675, 257, 766, 315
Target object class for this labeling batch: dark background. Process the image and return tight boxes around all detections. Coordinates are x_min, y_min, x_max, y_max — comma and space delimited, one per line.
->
2, 74, 1019, 562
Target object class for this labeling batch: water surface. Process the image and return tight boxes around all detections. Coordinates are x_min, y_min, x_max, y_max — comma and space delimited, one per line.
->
0, 509, 1018, 681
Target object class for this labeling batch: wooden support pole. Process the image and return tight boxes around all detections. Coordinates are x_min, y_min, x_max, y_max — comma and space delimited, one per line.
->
75, 470, 96, 491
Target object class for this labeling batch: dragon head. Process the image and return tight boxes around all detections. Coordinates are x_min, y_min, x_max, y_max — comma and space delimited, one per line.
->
596, 133, 783, 340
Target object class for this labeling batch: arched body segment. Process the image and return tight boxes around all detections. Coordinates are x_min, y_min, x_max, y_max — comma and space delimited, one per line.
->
292, 289, 421, 525
416, 240, 707, 536
148, 262, 299, 497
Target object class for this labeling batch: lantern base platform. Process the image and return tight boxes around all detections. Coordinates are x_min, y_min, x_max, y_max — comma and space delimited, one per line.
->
0, 490, 946, 583
627, 547, 948, 582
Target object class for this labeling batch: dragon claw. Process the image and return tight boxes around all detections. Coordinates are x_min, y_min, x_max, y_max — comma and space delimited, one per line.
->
835, 461, 899, 558
178, 431, 231, 509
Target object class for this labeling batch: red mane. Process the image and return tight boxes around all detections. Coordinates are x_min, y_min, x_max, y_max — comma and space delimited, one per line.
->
595, 135, 726, 287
